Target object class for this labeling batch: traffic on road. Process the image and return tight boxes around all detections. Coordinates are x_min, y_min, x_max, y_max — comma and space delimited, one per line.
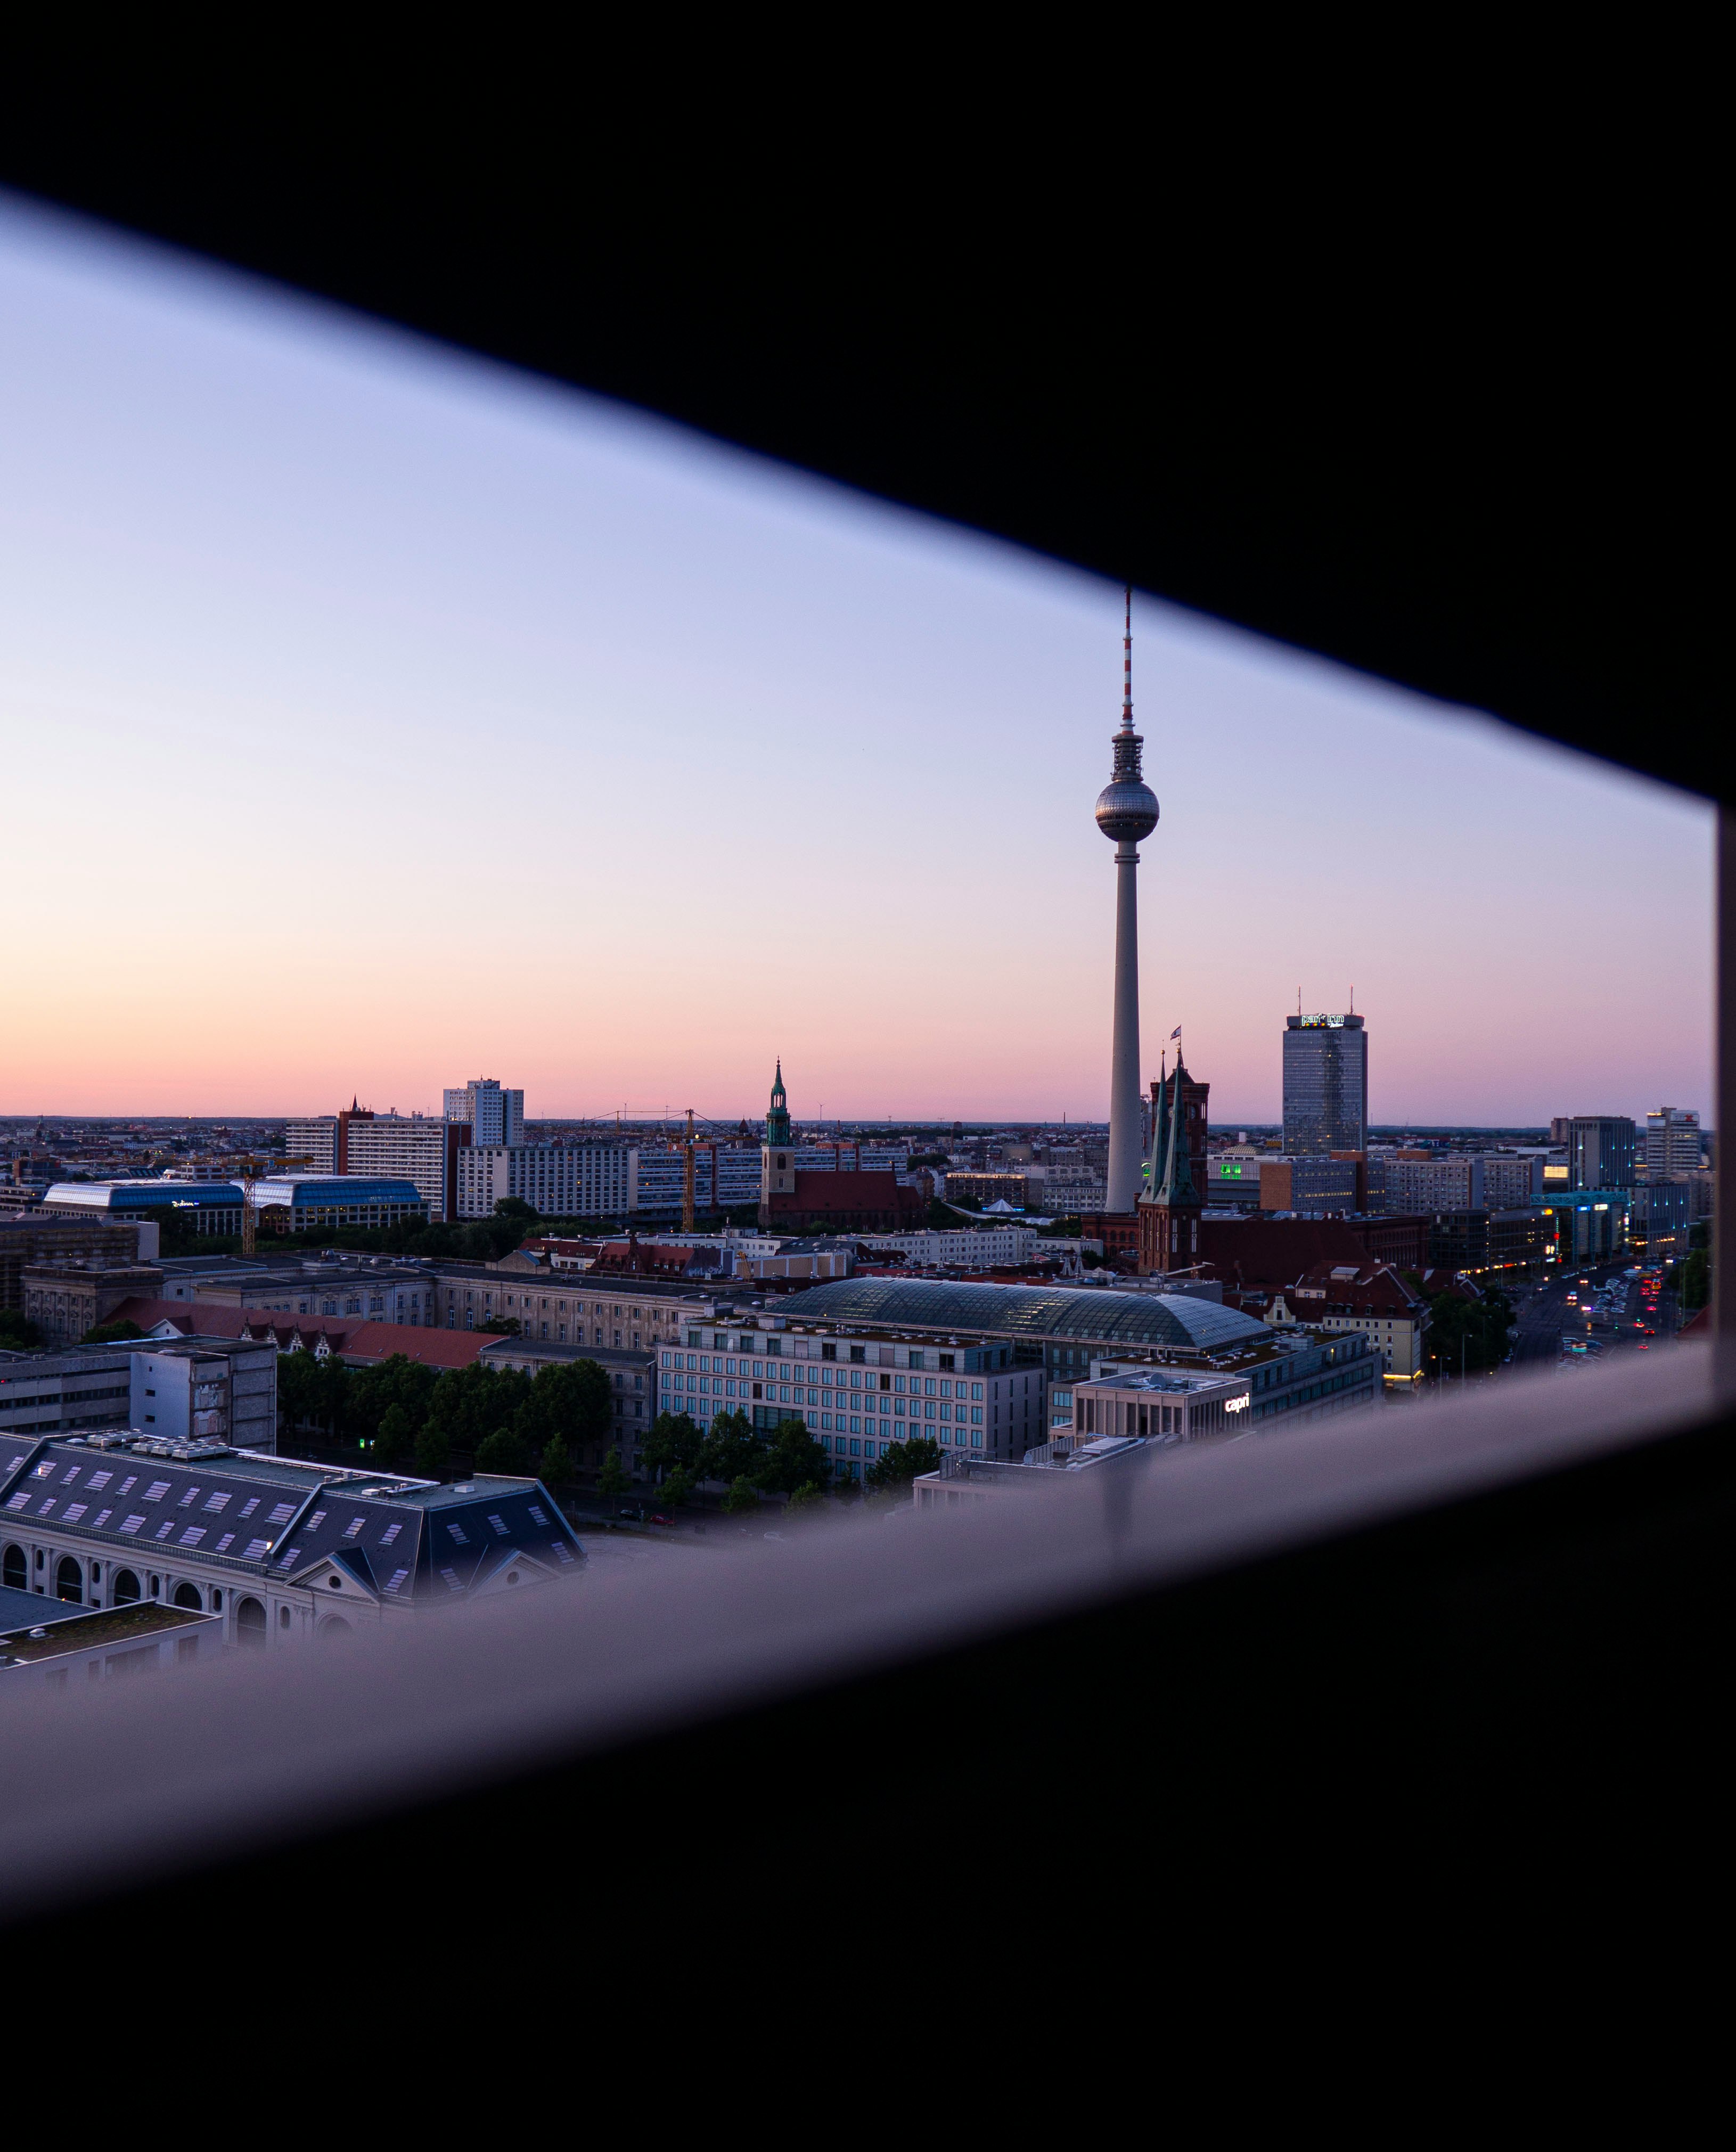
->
1510, 1262, 1677, 1373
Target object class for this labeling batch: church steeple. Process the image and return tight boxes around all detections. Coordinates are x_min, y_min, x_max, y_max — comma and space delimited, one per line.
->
759, 1062, 797, 1224
765, 1061, 792, 1149
1152, 1060, 1198, 1207
1139, 1057, 1203, 1276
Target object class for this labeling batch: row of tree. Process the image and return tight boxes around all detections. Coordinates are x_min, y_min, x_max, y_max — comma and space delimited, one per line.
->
639, 1406, 943, 1509
157, 1201, 537, 1264
1671, 1222, 1710, 1313
276, 1349, 613, 1483
1420, 1284, 1515, 1377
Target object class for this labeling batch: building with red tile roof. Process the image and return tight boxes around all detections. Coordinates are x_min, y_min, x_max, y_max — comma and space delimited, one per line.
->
337, 1323, 497, 1370
102, 1298, 494, 1371
1224, 1260, 1430, 1381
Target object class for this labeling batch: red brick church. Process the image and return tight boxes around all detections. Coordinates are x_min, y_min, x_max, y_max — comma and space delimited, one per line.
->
756, 1065, 925, 1234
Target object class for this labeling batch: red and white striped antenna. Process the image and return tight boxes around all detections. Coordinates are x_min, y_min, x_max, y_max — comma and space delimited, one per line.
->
1121, 584, 1133, 728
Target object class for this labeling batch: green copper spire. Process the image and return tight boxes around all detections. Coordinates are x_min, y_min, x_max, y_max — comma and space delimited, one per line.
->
1152, 1058, 1198, 1207
1150, 1060, 1171, 1191
765, 1061, 792, 1149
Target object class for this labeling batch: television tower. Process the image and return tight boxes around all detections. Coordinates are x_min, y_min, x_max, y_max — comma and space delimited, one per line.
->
1096, 587, 1159, 1212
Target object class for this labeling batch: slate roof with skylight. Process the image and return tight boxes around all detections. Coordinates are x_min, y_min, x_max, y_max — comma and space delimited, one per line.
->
0, 1435, 582, 1603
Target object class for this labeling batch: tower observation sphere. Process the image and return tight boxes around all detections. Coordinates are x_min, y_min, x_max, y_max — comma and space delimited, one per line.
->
1094, 776, 1159, 842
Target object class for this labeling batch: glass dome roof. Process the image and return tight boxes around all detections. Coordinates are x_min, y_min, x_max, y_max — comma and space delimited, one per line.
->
772, 1279, 1269, 1351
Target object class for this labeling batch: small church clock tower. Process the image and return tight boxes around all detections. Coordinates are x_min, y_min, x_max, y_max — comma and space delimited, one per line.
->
759, 1062, 797, 1223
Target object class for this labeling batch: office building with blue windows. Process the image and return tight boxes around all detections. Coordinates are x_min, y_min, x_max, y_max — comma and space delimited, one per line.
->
1566, 1116, 1636, 1190
630, 1137, 911, 1223
658, 1311, 1043, 1477
248, 1176, 427, 1235
1632, 1179, 1692, 1264
44, 1179, 245, 1237
1541, 1189, 1631, 1265
1282, 1013, 1368, 1153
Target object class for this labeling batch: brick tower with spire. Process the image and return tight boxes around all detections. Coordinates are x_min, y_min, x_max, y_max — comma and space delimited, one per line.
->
758, 1061, 797, 1223
1138, 1059, 1205, 1275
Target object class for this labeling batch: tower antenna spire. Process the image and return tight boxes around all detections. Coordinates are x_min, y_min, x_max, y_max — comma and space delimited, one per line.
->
1121, 585, 1133, 729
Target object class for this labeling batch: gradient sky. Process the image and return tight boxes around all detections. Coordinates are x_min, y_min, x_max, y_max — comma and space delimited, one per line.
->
0, 197, 1714, 1129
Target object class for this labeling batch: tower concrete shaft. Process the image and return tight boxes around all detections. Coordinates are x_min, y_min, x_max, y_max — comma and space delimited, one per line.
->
1094, 588, 1159, 1215
1106, 839, 1145, 1210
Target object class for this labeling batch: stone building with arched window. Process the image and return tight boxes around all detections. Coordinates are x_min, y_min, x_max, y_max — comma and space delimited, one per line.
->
0, 1426, 581, 1650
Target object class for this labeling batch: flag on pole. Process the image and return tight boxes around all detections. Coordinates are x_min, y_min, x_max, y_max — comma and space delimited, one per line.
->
1169, 1026, 1182, 1041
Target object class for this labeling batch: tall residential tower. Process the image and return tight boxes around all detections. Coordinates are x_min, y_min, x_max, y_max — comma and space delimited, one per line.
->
1096, 590, 1159, 1213
443, 1079, 524, 1149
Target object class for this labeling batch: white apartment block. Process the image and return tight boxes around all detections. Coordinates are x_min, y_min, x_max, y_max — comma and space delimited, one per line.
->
346, 1117, 452, 1223
1030, 1174, 1108, 1215
284, 1119, 337, 1173
284, 1113, 455, 1222
1483, 1155, 1546, 1208
456, 1144, 635, 1220
444, 1080, 523, 1149
861, 1225, 1039, 1270
1382, 1155, 1541, 1212
1645, 1107, 1702, 1176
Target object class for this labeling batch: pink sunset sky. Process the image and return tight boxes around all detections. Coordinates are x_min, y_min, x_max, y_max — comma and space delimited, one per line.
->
0, 198, 1714, 1130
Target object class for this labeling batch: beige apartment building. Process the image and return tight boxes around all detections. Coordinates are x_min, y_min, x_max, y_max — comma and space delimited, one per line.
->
1256, 1261, 1428, 1381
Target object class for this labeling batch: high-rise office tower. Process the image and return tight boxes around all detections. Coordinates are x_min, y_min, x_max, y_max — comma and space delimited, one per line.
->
443, 1078, 524, 1149
1645, 1107, 1701, 1176
1095, 590, 1159, 1214
1567, 1116, 1636, 1189
1283, 1012, 1369, 1153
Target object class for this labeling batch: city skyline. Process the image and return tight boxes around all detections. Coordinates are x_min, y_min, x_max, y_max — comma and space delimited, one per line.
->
0, 196, 1716, 1126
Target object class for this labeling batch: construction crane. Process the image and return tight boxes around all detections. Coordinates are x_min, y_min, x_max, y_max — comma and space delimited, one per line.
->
682, 1109, 696, 1232
610, 1107, 735, 1235
234, 1153, 314, 1256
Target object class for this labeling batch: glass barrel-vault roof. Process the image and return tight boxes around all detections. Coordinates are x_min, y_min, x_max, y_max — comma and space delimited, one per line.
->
771, 1279, 1270, 1351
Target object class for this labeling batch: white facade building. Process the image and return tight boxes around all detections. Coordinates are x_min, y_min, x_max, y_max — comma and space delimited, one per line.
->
1031, 1174, 1109, 1215
1071, 1365, 1252, 1442
456, 1144, 635, 1220
286, 1114, 457, 1222
1382, 1155, 1542, 1213
444, 1080, 524, 1149
0, 1340, 276, 1451
1645, 1107, 1702, 1176
657, 1321, 1046, 1477
344, 1116, 453, 1223
284, 1119, 337, 1173
861, 1225, 1039, 1270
